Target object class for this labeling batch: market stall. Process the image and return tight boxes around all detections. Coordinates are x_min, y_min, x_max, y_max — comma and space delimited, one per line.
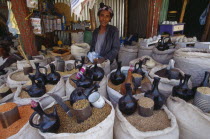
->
1, 0, 210, 139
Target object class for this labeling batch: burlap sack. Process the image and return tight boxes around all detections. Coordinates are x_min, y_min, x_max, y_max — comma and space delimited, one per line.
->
167, 97, 210, 139
173, 48, 210, 87
138, 45, 155, 58
149, 65, 192, 98
71, 43, 90, 60
13, 78, 65, 108
129, 56, 162, 72
114, 105, 179, 139
152, 48, 176, 64
37, 98, 115, 139
118, 45, 138, 66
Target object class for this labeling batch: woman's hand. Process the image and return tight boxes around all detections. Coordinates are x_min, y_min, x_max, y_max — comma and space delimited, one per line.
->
94, 57, 106, 64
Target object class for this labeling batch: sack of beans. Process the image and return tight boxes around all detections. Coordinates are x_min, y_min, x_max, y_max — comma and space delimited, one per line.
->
149, 65, 192, 98
118, 45, 139, 66
0, 103, 42, 139
36, 97, 115, 139
152, 48, 176, 64
167, 97, 210, 139
13, 78, 65, 107
129, 56, 162, 72
71, 43, 90, 60
173, 48, 210, 87
114, 105, 179, 139
66, 75, 108, 99
138, 45, 155, 58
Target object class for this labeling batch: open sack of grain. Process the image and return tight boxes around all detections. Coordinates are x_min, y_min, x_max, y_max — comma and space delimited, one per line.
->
0, 103, 42, 139
167, 97, 210, 139
152, 47, 177, 64
173, 48, 210, 87
7, 70, 33, 88
13, 78, 65, 107
149, 65, 192, 98
107, 66, 150, 107
129, 56, 162, 72
138, 45, 155, 58
114, 104, 179, 139
66, 74, 107, 99
32, 97, 115, 139
118, 45, 139, 66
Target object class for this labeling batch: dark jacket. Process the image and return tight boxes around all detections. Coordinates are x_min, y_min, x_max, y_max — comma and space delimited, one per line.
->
90, 25, 120, 62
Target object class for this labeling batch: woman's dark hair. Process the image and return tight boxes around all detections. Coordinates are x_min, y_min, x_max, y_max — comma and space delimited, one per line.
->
97, 3, 114, 18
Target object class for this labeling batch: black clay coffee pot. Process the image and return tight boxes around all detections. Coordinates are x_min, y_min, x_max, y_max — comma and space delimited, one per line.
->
29, 101, 60, 133
47, 63, 61, 85
110, 61, 126, 85
119, 83, 137, 115
172, 74, 194, 101
144, 77, 166, 110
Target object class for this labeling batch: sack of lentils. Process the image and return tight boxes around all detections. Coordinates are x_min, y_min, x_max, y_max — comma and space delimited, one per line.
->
114, 104, 179, 139
36, 97, 115, 139
0, 103, 42, 139
167, 96, 210, 139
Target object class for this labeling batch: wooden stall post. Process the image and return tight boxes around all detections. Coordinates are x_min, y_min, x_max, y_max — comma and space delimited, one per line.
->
11, 0, 38, 56
89, 7, 96, 31
179, 0, 188, 23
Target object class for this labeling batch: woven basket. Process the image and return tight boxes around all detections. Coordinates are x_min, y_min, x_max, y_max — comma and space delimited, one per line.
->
54, 2, 72, 25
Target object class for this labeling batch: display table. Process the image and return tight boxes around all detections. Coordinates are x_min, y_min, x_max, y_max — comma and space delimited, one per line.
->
159, 23, 185, 35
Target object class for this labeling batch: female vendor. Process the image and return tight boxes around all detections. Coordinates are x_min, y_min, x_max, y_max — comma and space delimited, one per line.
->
90, 3, 120, 64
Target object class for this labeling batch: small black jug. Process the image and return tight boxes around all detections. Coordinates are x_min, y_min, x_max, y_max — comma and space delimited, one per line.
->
29, 100, 60, 133
47, 63, 61, 85
172, 74, 194, 101
90, 63, 105, 81
24, 74, 46, 97
144, 77, 166, 110
110, 61, 126, 85
119, 83, 137, 115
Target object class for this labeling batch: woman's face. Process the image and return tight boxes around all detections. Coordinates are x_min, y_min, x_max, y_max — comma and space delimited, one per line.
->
99, 10, 111, 27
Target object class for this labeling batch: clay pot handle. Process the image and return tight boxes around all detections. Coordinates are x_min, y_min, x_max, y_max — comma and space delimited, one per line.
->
39, 66, 48, 76
29, 112, 40, 129
134, 62, 139, 70
74, 59, 82, 69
